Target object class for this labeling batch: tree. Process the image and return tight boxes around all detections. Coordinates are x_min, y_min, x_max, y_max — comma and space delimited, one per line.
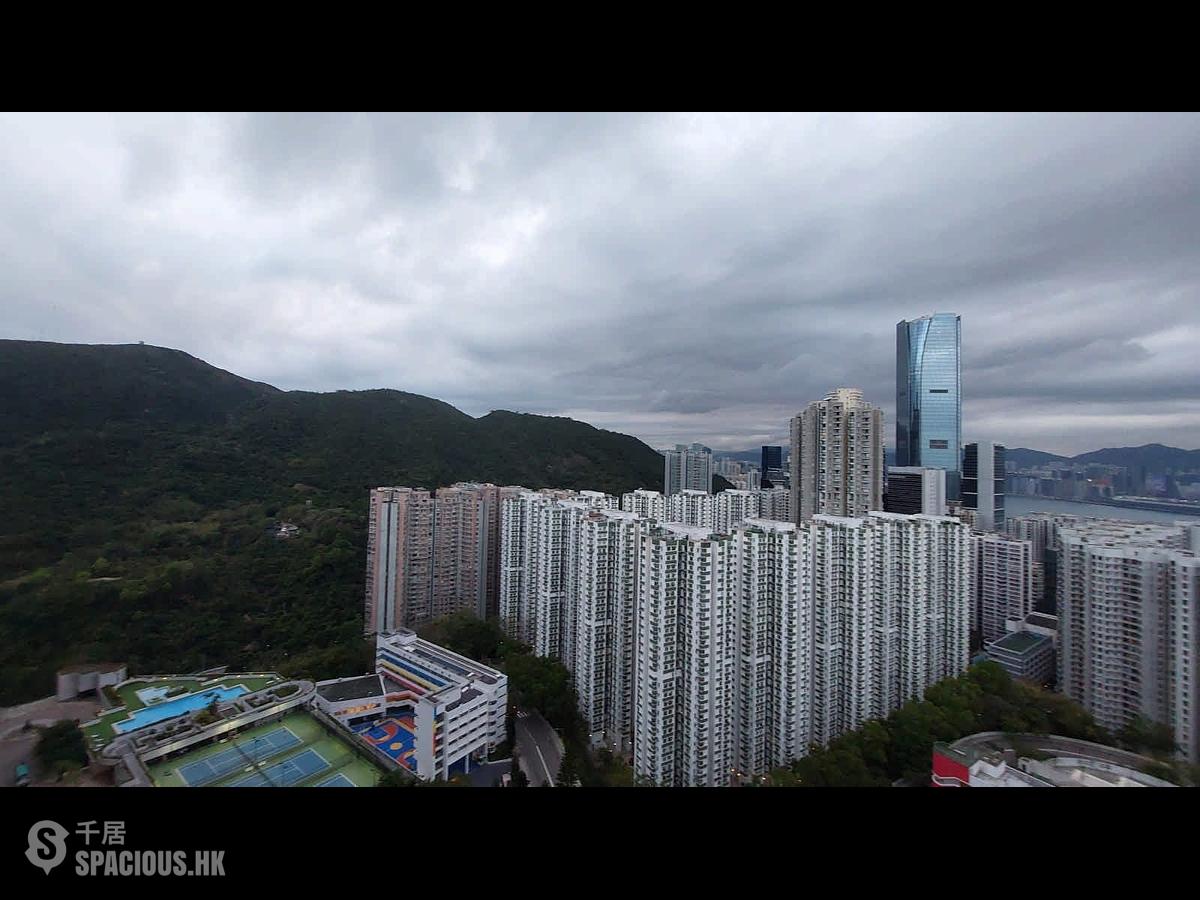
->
35, 721, 87, 778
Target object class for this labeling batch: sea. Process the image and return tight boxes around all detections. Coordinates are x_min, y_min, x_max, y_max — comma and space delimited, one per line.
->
1006, 495, 1199, 525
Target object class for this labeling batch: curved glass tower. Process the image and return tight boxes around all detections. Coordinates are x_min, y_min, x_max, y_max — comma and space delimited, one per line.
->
896, 313, 961, 498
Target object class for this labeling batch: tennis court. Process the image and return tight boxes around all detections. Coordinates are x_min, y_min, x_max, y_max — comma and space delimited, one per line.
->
225, 748, 329, 787
314, 773, 356, 787
176, 726, 301, 786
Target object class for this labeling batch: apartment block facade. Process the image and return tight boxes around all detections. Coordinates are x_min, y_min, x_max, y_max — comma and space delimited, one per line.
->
973, 533, 1035, 644
790, 388, 884, 523
1056, 520, 1198, 762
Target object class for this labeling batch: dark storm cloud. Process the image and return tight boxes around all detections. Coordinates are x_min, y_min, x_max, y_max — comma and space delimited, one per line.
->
2, 112, 1199, 455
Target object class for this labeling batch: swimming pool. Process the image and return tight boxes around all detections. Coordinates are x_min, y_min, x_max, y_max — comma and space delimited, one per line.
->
113, 686, 248, 734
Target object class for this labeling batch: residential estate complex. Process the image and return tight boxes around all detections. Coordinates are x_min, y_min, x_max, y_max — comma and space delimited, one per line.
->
499, 486, 973, 786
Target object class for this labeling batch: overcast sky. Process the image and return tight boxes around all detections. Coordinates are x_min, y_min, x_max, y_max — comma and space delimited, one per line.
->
3, 112, 1199, 455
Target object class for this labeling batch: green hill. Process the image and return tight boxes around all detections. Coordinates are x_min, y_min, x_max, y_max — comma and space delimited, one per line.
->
0, 340, 664, 705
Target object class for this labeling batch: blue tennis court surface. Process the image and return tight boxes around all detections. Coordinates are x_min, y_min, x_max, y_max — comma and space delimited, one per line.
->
177, 727, 300, 786
315, 773, 355, 787
225, 748, 328, 787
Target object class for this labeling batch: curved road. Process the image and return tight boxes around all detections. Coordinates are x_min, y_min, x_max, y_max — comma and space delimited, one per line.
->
515, 709, 563, 787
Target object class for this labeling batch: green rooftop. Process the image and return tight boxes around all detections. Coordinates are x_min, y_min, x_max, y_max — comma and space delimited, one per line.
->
991, 631, 1051, 654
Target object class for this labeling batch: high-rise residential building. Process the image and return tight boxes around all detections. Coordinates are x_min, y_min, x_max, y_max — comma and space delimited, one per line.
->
634, 523, 737, 787
621, 488, 668, 520
885, 466, 947, 516
365, 483, 526, 633
365, 487, 434, 633
963, 442, 1006, 531
790, 388, 884, 522
758, 486, 792, 522
633, 517, 814, 787
502, 487, 972, 786
732, 519, 811, 779
1006, 513, 1086, 614
1056, 520, 1198, 762
573, 508, 650, 752
761, 445, 783, 475
972, 533, 1035, 644
498, 489, 616, 658
716, 457, 743, 478
896, 313, 962, 499
619, 488, 762, 535
808, 512, 972, 745
732, 469, 762, 492
664, 443, 714, 495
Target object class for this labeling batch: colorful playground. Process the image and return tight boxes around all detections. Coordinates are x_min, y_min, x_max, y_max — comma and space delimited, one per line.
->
353, 714, 418, 772
149, 711, 381, 788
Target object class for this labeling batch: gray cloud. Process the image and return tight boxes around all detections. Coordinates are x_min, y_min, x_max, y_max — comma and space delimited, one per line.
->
2, 112, 1199, 456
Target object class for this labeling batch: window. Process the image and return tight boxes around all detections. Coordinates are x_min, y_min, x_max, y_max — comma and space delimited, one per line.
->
929, 439, 949, 449
929, 389, 949, 393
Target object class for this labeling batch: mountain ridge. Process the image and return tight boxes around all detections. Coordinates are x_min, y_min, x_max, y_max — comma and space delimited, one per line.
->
0, 340, 666, 704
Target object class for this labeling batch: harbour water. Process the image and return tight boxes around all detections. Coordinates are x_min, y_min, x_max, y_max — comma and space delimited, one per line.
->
1006, 495, 1198, 525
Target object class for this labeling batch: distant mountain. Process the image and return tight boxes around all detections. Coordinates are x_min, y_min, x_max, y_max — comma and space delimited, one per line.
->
1070, 444, 1200, 471
0, 340, 665, 705
1006, 447, 1069, 468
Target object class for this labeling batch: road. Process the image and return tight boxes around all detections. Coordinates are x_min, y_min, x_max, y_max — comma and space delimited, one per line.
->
514, 709, 564, 787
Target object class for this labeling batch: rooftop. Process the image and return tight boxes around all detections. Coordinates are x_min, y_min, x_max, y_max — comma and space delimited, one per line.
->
316, 675, 384, 703
991, 631, 1051, 654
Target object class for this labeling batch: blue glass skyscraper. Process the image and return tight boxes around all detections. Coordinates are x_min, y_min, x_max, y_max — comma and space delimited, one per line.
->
896, 313, 962, 498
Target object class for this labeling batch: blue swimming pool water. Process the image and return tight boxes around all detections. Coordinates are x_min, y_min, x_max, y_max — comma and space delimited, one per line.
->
113, 686, 247, 734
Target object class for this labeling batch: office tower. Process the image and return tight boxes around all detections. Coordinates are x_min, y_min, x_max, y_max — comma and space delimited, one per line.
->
664, 443, 714, 495
963, 442, 1006, 531
1057, 520, 1198, 762
761, 445, 783, 475
896, 313, 962, 498
574, 508, 650, 752
790, 388, 884, 523
634, 523, 736, 787
808, 512, 972, 745
885, 466, 947, 515
973, 533, 1035, 644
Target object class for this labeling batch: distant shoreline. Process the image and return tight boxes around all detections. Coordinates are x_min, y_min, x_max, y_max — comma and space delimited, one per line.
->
1008, 495, 1200, 522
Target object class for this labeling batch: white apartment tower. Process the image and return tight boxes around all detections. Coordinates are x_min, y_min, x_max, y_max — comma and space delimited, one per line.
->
622, 488, 667, 520
1057, 520, 1198, 762
499, 490, 618, 658
634, 524, 737, 787
808, 512, 972, 745
973, 533, 1036, 644
732, 519, 811, 778
790, 388, 884, 523
573, 508, 649, 752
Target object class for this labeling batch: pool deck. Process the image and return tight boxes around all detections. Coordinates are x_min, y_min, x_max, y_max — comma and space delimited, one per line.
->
84, 675, 280, 748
